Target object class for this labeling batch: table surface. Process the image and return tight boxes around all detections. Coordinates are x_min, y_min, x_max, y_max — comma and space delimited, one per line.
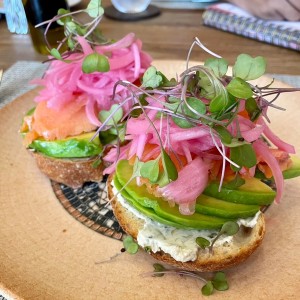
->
0, 0, 299, 74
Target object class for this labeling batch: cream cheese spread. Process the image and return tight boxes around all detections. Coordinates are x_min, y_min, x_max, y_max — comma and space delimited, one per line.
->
112, 183, 261, 263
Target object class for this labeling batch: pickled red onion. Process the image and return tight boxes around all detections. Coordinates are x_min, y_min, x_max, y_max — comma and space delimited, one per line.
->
32, 33, 152, 127
253, 139, 284, 203
258, 117, 295, 154
158, 157, 209, 215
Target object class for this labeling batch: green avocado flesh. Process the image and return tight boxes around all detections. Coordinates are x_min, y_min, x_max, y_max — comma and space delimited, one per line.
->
28, 132, 102, 158
195, 195, 259, 218
114, 160, 261, 230
113, 176, 189, 229
203, 177, 276, 205
283, 155, 300, 179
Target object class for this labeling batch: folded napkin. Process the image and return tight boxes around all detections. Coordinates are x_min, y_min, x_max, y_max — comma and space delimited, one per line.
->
0, 61, 48, 109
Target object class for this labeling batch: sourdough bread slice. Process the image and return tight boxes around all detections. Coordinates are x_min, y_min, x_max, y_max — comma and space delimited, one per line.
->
107, 174, 266, 272
31, 151, 104, 188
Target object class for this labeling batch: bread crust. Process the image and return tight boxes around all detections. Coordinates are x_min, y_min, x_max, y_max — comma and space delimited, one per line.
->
107, 174, 266, 272
31, 151, 104, 188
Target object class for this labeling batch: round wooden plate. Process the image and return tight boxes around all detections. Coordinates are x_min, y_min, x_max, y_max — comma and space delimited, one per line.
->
0, 60, 300, 300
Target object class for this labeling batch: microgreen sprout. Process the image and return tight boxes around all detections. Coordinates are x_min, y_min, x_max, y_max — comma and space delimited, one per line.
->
195, 221, 240, 253
152, 263, 166, 277
143, 264, 229, 296
82, 53, 110, 74
223, 173, 245, 189
209, 221, 240, 253
36, 0, 109, 72
142, 66, 163, 88
232, 54, 266, 81
196, 237, 210, 249
91, 36, 300, 201
144, 246, 152, 253
123, 235, 139, 254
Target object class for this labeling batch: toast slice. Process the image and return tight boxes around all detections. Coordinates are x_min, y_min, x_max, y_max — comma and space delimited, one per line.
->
107, 174, 266, 272
31, 151, 104, 188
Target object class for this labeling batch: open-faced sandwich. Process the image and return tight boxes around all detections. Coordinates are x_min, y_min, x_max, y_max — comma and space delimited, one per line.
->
103, 41, 300, 276
20, 2, 151, 188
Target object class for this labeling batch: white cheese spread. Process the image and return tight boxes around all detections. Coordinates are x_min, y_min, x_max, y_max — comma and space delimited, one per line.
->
112, 183, 261, 263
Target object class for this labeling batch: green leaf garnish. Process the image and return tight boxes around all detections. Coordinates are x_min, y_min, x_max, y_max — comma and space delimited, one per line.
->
65, 21, 77, 34
82, 53, 110, 73
212, 272, 229, 291
223, 138, 248, 148
226, 77, 253, 99
99, 124, 125, 145
213, 125, 232, 144
201, 281, 214, 296
50, 48, 63, 60
172, 97, 206, 128
157, 71, 177, 87
86, 0, 104, 18
196, 237, 210, 249
204, 57, 228, 78
198, 71, 216, 99
223, 174, 245, 189
184, 97, 207, 117
67, 35, 75, 50
98, 104, 123, 125
230, 143, 257, 170
144, 246, 152, 253
233, 54, 266, 81
220, 221, 240, 236
140, 157, 160, 183
25, 107, 36, 116
75, 23, 88, 36
245, 97, 261, 121
56, 8, 71, 25
123, 236, 139, 254
209, 221, 239, 253
209, 94, 228, 114
161, 149, 178, 182
130, 95, 149, 118
132, 157, 143, 178
153, 263, 166, 277
142, 66, 163, 88
156, 169, 169, 187
145, 264, 229, 295
39, 0, 108, 59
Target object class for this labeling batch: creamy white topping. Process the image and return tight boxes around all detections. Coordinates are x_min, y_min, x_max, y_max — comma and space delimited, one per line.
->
237, 211, 261, 227
112, 183, 260, 262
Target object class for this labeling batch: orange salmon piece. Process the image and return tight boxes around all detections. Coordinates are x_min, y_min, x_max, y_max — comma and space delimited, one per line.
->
25, 99, 96, 143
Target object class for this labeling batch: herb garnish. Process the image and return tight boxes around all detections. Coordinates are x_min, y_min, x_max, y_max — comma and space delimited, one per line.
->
98, 37, 300, 196
36, 0, 110, 72
143, 264, 229, 296
123, 235, 139, 254
195, 221, 240, 253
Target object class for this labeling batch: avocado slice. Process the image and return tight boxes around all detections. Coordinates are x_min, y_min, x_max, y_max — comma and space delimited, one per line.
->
113, 175, 189, 229
283, 155, 300, 179
116, 160, 233, 230
195, 195, 260, 218
28, 132, 102, 158
203, 177, 276, 205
